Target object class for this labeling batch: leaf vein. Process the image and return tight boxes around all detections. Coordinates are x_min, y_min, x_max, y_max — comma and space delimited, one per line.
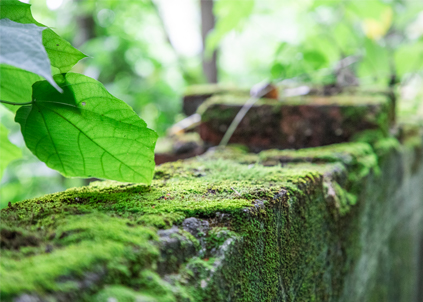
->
35, 104, 66, 174
77, 131, 86, 175
42, 106, 148, 181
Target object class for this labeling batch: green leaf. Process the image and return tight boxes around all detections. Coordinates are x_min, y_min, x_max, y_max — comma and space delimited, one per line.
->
394, 41, 423, 78
333, 23, 360, 54
206, 0, 254, 54
357, 38, 390, 84
305, 35, 340, 66
270, 63, 287, 79
347, 0, 390, 20
0, 123, 22, 180
0, 19, 61, 92
0, 0, 86, 109
0, 0, 86, 73
0, 65, 42, 112
303, 50, 328, 69
15, 73, 158, 184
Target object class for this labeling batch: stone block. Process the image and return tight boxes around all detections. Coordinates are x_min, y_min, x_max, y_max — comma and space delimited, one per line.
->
199, 92, 394, 151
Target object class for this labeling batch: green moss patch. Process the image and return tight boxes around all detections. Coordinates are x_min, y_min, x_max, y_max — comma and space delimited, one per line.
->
1, 213, 159, 299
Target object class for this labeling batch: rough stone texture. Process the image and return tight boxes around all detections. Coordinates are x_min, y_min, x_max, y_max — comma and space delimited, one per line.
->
199, 93, 393, 151
1, 125, 422, 301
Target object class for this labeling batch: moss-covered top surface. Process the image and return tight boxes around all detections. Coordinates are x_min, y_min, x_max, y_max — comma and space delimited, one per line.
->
184, 84, 249, 96
199, 93, 388, 110
0, 137, 404, 301
2, 158, 335, 230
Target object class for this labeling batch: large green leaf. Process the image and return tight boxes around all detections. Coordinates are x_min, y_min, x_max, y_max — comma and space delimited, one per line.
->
0, 0, 86, 73
15, 73, 158, 184
0, 123, 22, 180
0, 19, 61, 92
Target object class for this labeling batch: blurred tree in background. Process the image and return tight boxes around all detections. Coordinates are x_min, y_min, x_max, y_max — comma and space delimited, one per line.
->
1, 0, 423, 207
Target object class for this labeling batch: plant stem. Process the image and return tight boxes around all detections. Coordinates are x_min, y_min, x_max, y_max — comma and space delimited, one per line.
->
0, 100, 32, 106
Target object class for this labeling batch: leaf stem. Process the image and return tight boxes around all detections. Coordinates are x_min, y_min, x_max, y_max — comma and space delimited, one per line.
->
0, 100, 32, 106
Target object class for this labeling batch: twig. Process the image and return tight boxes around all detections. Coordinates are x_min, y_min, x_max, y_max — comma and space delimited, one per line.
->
231, 187, 241, 196
219, 84, 274, 147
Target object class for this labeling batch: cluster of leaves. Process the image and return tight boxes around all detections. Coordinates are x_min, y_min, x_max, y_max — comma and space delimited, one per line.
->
0, 0, 157, 184
206, 0, 255, 56
207, 0, 423, 87
269, 0, 423, 86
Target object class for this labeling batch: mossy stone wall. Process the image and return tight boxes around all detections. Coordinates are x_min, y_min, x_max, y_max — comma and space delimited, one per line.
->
1, 127, 422, 301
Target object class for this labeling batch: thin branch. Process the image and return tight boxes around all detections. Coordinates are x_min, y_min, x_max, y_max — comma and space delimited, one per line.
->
219, 84, 274, 147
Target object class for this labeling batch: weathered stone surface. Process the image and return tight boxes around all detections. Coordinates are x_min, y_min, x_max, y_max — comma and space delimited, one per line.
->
154, 133, 205, 165
199, 93, 393, 151
183, 84, 248, 116
1, 123, 422, 301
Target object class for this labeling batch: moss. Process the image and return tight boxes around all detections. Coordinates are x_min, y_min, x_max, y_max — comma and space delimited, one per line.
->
178, 229, 201, 251
323, 180, 357, 216
133, 270, 176, 301
0, 225, 41, 251
155, 138, 392, 301
351, 129, 403, 168
0, 213, 159, 299
200, 93, 388, 108
1, 132, 414, 301
204, 227, 237, 253
1, 159, 334, 235
184, 84, 248, 97
93, 285, 159, 302
137, 213, 186, 229
373, 138, 401, 158
259, 142, 378, 181
197, 95, 279, 122
0, 156, 340, 299
343, 102, 389, 134
351, 129, 388, 145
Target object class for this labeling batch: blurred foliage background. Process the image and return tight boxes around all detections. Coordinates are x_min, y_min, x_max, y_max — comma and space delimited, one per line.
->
1, 0, 423, 208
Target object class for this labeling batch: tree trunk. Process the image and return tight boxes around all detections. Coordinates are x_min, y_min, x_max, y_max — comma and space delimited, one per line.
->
74, 14, 96, 47
200, 0, 218, 83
